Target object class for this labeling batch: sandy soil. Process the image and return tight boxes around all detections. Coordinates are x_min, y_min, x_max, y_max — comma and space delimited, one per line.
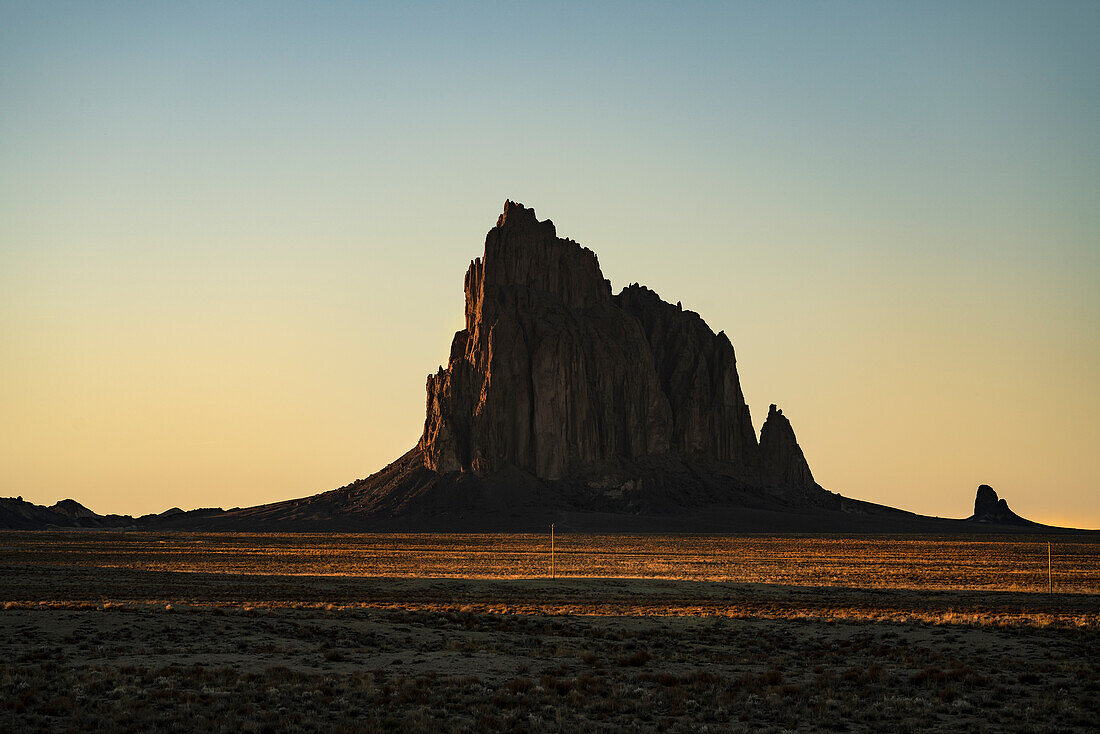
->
2, 564, 1098, 732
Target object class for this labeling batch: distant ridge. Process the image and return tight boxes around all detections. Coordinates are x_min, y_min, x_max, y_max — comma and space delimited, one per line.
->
4, 202, 1092, 533
0, 496, 224, 530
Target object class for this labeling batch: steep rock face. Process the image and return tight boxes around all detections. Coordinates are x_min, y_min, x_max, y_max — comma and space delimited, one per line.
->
757, 405, 815, 487
420, 201, 674, 479
616, 285, 758, 463
970, 484, 1035, 525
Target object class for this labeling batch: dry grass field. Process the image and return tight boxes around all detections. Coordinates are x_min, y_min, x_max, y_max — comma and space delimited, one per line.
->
1, 532, 1098, 732
3, 531, 1098, 592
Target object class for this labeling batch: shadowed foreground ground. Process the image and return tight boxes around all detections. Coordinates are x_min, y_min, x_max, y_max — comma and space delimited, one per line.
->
2, 565, 1098, 732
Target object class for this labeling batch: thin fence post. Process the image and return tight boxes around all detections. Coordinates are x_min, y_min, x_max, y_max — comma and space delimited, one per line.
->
1048, 541, 1052, 596
551, 524, 555, 580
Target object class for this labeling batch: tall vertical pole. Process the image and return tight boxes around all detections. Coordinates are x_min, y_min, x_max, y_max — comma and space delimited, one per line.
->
1048, 541, 1052, 596
551, 524, 555, 580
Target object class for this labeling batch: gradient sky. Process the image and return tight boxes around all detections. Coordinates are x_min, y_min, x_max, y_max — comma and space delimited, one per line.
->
2, 1, 1098, 526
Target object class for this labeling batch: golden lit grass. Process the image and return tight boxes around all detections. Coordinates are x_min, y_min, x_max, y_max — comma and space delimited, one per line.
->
3, 560, 1099, 633
2, 531, 1098, 593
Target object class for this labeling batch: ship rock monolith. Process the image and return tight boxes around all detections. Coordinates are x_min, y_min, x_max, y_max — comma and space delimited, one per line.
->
419, 200, 812, 487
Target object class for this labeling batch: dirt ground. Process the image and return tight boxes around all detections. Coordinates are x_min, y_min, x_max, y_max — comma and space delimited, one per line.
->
2, 564, 1098, 732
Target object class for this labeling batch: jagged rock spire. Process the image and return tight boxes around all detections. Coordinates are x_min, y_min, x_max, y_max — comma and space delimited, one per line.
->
758, 404, 815, 488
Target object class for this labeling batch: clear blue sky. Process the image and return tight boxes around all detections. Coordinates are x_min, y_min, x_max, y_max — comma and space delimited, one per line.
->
2, 1, 1098, 525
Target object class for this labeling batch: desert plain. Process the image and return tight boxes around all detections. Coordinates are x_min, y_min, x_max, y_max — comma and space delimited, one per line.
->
1, 532, 1098, 732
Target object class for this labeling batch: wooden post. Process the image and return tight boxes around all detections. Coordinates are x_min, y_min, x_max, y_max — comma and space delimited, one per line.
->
1048, 541, 1052, 596
551, 524, 555, 580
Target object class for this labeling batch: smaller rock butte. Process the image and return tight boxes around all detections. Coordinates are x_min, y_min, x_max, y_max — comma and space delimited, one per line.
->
970, 484, 1035, 526
419, 200, 812, 486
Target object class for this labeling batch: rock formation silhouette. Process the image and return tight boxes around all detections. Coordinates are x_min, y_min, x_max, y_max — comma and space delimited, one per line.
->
8, 202, 1086, 532
758, 405, 815, 487
203, 200, 838, 529
969, 484, 1037, 526
420, 201, 785, 484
